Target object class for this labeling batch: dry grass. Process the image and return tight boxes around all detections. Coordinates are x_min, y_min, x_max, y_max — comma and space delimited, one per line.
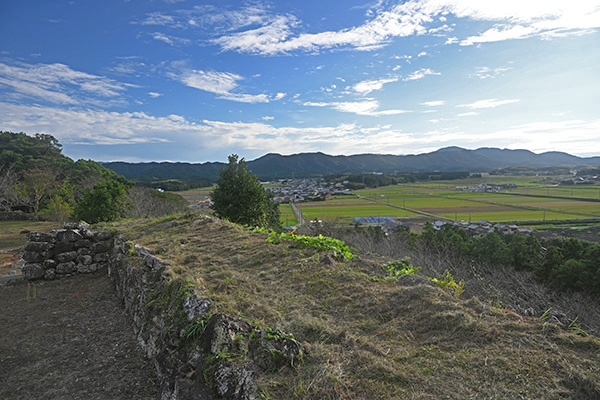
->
0, 220, 60, 250
109, 214, 600, 399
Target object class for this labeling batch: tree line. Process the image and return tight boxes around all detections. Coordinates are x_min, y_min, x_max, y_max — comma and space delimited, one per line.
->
415, 223, 600, 294
0, 131, 186, 223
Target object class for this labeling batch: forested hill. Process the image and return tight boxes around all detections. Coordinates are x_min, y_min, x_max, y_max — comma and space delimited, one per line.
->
103, 146, 600, 182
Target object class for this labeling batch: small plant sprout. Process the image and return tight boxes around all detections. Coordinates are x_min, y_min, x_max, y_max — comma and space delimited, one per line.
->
540, 307, 553, 323
567, 316, 589, 337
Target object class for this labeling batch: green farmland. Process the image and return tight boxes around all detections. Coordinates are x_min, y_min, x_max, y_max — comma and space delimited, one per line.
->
279, 203, 299, 226
297, 197, 417, 224
289, 180, 600, 226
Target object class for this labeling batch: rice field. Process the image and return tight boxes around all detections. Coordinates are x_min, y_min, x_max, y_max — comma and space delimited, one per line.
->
297, 197, 417, 223
291, 182, 600, 225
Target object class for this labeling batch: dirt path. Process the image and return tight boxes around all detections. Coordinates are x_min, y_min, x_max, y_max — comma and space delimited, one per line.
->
0, 272, 161, 400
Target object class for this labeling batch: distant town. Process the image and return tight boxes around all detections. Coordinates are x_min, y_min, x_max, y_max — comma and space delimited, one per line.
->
264, 179, 351, 203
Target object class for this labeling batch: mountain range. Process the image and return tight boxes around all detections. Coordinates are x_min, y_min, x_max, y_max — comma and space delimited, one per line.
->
103, 147, 600, 182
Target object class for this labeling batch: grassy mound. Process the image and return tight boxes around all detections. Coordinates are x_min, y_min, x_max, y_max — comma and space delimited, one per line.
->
110, 215, 600, 399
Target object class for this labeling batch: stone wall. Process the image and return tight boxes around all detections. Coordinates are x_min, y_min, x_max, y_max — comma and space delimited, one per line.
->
21, 222, 114, 281
19, 222, 303, 400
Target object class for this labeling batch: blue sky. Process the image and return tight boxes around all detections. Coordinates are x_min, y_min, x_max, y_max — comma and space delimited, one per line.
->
1, 0, 599, 162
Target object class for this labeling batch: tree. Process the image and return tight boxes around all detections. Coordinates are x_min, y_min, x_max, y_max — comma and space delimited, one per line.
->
0, 164, 19, 211
211, 154, 279, 227
125, 186, 187, 218
18, 168, 58, 217
41, 195, 73, 223
75, 178, 133, 223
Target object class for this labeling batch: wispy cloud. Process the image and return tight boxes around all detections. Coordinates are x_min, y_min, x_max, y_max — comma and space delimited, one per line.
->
0, 61, 133, 105
134, 12, 177, 26
471, 65, 513, 79
420, 100, 445, 107
171, 68, 285, 104
457, 98, 520, 109
404, 68, 440, 81
199, 1, 600, 55
304, 100, 410, 116
151, 32, 191, 46
353, 77, 398, 94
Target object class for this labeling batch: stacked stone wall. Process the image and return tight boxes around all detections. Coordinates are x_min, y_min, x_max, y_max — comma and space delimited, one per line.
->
21, 222, 114, 281
18, 221, 302, 400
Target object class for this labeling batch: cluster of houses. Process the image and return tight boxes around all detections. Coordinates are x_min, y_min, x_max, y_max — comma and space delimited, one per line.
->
264, 179, 351, 203
455, 183, 518, 192
432, 219, 534, 236
357, 218, 534, 237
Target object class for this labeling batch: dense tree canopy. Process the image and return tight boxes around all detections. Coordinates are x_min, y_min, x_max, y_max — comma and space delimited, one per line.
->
211, 155, 279, 227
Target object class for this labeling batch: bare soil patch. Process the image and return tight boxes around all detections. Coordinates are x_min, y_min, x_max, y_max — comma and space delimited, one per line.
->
0, 272, 160, 400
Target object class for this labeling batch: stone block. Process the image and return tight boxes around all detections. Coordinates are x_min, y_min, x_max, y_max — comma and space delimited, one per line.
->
23, 241, 53, 253
77, 254, 93, 265
93, 253, 108, 263
77, 247, 91, 256
77, 263, 96, 273
74, 239, 91, 249
56, 229, 83, 242
27, 232, 53, 242
204, 314, 253, 355
44, 268, 56, 280
53, 241, 74, 254
23, 263, 45, 280
55, 251, 78, 263
56, 261, 76, 274
43, 259, 57, 270
22, 251, 45, 263
91, 240, 111, 254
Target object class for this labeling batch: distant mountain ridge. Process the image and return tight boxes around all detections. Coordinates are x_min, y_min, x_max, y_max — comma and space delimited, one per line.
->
102, 147, 600, 182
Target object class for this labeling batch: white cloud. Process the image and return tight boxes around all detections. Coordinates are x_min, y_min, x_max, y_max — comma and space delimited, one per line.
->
457, 111, 478, 117
262, 116, 274, 121
417, 51, 428, 57
180, 70, 242, 95
204, 0, 600, 55
404, 68, 440, 81
148, 92, 163, 98
457, 98, 520, 109
2, 102, 598, 160
172, 68, 285, 104
474, 119, 600, 156
0, 61, 132, 105
304, 100, 410, 116
152, 32, 190, 46
471, 65, 513, 79
353, 77, 398, 94
420, 100, 445, 107
135, 12, 177, 26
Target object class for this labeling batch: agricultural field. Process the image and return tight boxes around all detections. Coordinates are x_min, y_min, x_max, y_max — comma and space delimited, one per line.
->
297, 196, 417, 224
174, 186, 214, 200
279, 204, 299, 226
291, 178, 600, 226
